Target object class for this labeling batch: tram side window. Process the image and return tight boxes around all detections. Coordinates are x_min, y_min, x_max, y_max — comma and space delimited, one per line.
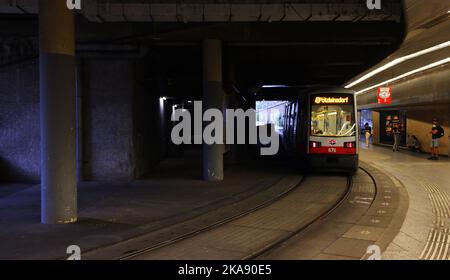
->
292, 102, 298, 136
284, 103, 290, 132
255, 100, 289, 133
311, 105, 355, 137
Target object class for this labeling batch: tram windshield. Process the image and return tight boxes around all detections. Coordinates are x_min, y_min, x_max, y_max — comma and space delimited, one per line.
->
311, 104, 355, 137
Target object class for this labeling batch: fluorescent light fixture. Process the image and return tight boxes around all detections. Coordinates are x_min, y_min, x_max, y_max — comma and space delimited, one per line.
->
262, 85, 288, 88
346, 41, 450, 88
327, 112, 338, 116
356, 57, 450, 95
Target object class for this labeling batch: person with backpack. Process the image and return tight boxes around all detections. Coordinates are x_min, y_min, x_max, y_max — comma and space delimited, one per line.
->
428, 118, 445, 160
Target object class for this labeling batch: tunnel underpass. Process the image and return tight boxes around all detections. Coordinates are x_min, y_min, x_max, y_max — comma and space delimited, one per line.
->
0, 0, 450, 267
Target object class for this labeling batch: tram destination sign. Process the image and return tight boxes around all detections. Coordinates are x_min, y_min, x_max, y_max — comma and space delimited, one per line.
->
313, 96, 351, 105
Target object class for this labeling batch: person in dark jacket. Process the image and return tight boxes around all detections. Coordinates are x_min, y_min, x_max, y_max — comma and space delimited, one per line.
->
392, 123, 401, 152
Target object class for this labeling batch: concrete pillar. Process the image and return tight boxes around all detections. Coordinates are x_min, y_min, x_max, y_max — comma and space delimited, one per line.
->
159, 77, 169, 159
39, 0, 77, 224
372, 110, 380, 145
202, 39, 224, 181
76, 61, 84, 182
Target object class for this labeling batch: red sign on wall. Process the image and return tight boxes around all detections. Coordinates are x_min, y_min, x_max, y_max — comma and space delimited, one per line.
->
378, 87, 392, 104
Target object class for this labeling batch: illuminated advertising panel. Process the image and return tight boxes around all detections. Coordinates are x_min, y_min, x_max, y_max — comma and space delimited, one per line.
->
378, 87, 392, 104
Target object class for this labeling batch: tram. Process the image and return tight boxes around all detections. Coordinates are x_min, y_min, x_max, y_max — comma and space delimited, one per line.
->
281, 87, 359, 172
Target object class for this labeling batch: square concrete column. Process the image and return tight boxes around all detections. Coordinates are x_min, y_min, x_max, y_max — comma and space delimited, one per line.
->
39, 0, 77, 224
202, 39, 224, 181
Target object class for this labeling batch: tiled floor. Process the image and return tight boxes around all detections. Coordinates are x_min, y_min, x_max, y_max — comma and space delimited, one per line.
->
360, 143, 450, 260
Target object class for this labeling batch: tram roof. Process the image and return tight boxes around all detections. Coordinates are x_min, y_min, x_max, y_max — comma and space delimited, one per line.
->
253, 85, 355, 100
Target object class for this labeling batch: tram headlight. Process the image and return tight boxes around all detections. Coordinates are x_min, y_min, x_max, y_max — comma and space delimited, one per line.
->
310, 141, 321, 148
344, 142, 356, 149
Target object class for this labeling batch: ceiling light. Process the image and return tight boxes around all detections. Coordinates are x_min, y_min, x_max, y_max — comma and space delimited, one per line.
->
356, 57, 450, 95
346, 41, 450, 88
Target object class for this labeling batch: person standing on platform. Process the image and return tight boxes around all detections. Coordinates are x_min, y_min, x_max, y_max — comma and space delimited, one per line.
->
392, 123, 401, 152
429, 118, 445, 160
364, 122, 372, 148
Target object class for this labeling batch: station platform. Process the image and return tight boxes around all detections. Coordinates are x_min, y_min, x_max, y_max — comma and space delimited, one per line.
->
359, 144, 450, 260
1, 145, 449, 260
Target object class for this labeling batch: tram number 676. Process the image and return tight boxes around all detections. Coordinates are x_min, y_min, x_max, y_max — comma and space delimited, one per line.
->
328, 148, 337, 153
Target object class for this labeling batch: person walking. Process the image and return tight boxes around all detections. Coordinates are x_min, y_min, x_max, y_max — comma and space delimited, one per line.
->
429, 118, 445, 160
364, 122, 372, 148
392, 123, 401, 152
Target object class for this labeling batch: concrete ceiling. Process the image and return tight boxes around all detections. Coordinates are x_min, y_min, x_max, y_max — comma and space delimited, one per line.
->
0, 0, 402, 23
0, 0, 406, 98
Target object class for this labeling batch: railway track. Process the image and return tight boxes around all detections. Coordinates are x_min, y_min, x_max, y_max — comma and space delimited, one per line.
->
117, 175, 306, 260
251, 166, 378, 260
243, 174, 353, 260
116, 170, 362, 260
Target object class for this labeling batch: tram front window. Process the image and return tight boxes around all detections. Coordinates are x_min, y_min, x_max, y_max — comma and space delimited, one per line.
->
311, 105, 355, 137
